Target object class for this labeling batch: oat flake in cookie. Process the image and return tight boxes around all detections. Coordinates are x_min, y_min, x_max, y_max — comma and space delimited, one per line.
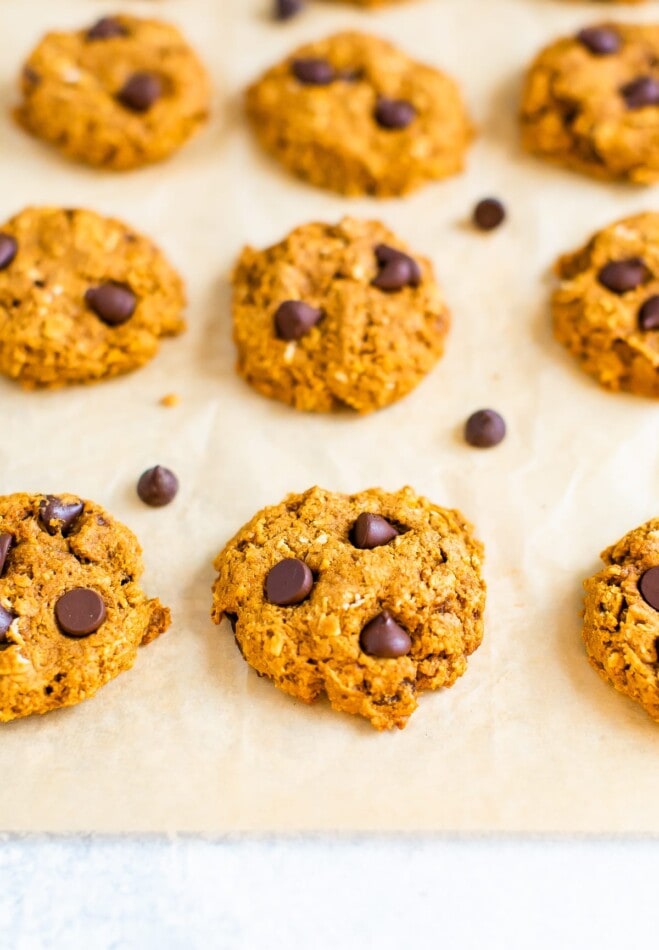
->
211, 486, 485, 731
521, 22, 659, 183
0, 493, 170, 722
0, 207, 186, 388
246, 31, 472, 196
552, 213, 659, 397
583, 519, 659, 723
16, 14, 210, 170
232, 217, 450, 413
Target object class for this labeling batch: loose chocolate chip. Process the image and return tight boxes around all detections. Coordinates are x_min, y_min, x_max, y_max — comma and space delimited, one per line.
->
275, 0, 304, 20
372, 244, 421, 291
360, 610, 412, 658
639, 566, 659, 611
473, 198, 506, 231
0, 234, 17, 271
292, 58, 335, 86
117, 72, 163, 112
137, 466, 179, 507
351, 513, 399, 550
274, 300, 323, 340
87, 17, 128, 40
39, 496, 84, 536
577, 26, 621, 56
0, 533, 13, 576
374, 97, 416, 130
85, 282, 136, 326
639, 295, 659, 331
621, 76, 659, 110
598, 258, 648, 294
465, 409, 506, 448
265, 558, 314, 606
0, 604, 16, 645
55, 588, 107, 638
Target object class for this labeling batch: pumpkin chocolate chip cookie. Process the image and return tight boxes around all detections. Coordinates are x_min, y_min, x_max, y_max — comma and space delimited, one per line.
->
552, 212, 659, 397
211, 486, 486, 731
232, 217, 450, 413
16, 14, 210, 170
0, 206, 186, 389
0, 492, 170, 722
584, 519, 659, 723
246, 31, 473, 196
521, 22, 659, 182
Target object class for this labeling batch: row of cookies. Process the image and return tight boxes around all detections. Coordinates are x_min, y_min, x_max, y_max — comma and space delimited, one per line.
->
0, 204, 656, 402
14, 14, 659, 190
1, 484, 656, 732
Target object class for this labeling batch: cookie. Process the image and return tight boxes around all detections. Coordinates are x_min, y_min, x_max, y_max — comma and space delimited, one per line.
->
521, 23, 659, 183
584, 519, 659, 723
211, 486, 485, 731
16, 14, 210, 170
0, 492, 170, 722
0, 206, 186, 389
552, 212, 659, 397
232, 217, 450, 413
246, 31, 472, 196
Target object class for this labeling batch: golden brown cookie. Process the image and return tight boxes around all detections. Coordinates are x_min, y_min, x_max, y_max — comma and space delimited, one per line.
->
0, 492, 170, 722
211, 486, 486, 731
232, 217, 450, 413
552, 212, 659, 397
584, 519, 659, 723
246, 31, 472, 196
0, 206, 186, 389
521, 22, 659, 182
16, 14, 210, 170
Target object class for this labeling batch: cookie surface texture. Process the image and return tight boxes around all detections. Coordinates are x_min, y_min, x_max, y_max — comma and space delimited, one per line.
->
0, 206, 186, 388
584, 519, 659, 722
0, 492, 170, 722
232, 217, 450, 413
246, 31, 472, 196
211, 486, 486, 731
552, 212, 659, 396
16, 14, 210, 170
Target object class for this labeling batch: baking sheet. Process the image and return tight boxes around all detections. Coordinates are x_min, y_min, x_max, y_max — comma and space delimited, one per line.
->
2, 0, 659, 834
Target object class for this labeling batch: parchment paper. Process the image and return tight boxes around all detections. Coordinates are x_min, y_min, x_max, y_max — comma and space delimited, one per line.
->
2, 0, 659, 835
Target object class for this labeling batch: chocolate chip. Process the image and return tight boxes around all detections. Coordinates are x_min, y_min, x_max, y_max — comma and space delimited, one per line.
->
639, 296, 659, 331
85, 282, 136, 326
275, 0, 304, 20
265, 558, 313, 606
351, 513, 399, 550
39, 496, 84, 536
360, 610, 412, 658
577, 26, 621, 56
621, 76, 659, 110
55, 588, 107, 638
292, 58, 335, 86
639, 566, 659, 611
117, 72, 163, 112
0, 234, 17, 271
274, 300, 323, 340
372, 244, 421, 291
0, 533, 13, 576
374, 97, 415, 130
137, 466, 179, 507
473, 198, 506, 231
465, 409, 506, 448
0, 604, 16, 646
598, 258, 649, 294
87, 17, 128, 40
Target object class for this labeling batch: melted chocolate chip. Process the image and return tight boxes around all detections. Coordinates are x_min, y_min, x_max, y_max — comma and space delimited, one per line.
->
351, 513, 399, 550
0, 604, 16, 646
465, 409, 507, 448
598, 258, 649, 294
639, 566, 659, 611
274, 300, 323, 340
374, 98, 415, 130
39, 496, 84, 536
292, 58, 335, 86
639, 296, 659, 331
87, 17, 128, 41
0, 533, 13, 576
360, 611, 412, 658
621, 76, 659, 110
117, 72, 163, 112
372, 244, 421, 291
137, 466, 179, 507
577, 26, 621, 56
0, 234, 18, 271
265, 558, 314, 606
85, 282, 136, 326
55, 588, 107, 637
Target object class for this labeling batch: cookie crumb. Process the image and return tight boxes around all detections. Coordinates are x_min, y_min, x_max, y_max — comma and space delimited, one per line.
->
159, 393, 180, 408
